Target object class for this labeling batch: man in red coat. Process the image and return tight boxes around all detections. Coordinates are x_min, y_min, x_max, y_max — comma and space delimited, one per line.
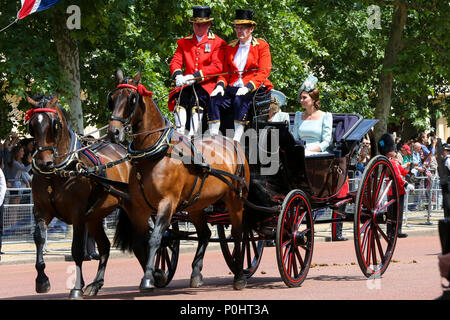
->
208, 9, 273, 142
378, 133, 415, 238
169, 5, 226, 136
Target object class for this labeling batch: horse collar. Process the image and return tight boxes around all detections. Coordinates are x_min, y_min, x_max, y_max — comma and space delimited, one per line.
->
127, 118, 174, 161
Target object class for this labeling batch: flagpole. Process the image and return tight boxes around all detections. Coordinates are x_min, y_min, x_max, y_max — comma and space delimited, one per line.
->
0, 18, 18, 33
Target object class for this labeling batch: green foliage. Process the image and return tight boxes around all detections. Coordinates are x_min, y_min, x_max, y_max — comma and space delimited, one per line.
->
0, 0, 448, 140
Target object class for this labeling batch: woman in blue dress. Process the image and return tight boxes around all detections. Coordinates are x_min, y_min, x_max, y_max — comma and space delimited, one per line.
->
291, 74, 332, 155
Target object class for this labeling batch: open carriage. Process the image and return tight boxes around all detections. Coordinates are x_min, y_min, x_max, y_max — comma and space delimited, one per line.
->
145, 89, 401, 288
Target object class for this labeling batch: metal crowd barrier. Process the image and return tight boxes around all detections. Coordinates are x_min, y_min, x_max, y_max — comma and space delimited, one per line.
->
1, 174, 446, 244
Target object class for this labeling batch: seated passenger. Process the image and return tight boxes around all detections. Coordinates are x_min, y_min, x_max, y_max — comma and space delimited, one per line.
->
291, 74, 332, 155
268, 96, 289, 124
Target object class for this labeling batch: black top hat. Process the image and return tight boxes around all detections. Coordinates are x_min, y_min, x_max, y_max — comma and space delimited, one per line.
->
232, 9, 257, 25
189, 5, 214, 23
378, 133, 396, 156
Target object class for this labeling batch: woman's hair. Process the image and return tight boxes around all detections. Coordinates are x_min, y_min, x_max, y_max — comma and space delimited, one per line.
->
9, 145, 24, 168
298, 88, 321, 110
270, 97, 280, 114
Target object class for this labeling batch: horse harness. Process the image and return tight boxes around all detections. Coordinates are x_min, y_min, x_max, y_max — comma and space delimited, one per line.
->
27, 105, 130, 221
127, 120, 249, 214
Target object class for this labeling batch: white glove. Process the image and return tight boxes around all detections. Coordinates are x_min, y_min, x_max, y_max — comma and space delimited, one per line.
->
175, 74, 184, 87
405, 182, 415, 192
183, 74, 195, 86
211, 86, 224, 97
236, 87, 250, 96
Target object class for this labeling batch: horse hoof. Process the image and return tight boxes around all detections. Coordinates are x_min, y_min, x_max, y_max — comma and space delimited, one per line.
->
154, 271, 168, 288
69, 289, 84, 300
190, 274, 204, 288
36, 280, 51, 293
84, 282, 103, 297
139, 278, 155, 292
233, 278, 247, 291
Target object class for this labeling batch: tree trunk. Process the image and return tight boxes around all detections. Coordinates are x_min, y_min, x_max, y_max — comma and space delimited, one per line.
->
373, 3, 407, 145
51, 11, 83, 134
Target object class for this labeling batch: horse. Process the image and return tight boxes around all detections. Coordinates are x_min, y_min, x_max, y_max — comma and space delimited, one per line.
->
107, 70, 250, 291
26, 94, 132, 299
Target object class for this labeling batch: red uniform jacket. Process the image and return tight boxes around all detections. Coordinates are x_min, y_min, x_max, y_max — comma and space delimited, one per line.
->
216, 37, 273, 92
389, 157, 408, 195
169, 31, 226, 111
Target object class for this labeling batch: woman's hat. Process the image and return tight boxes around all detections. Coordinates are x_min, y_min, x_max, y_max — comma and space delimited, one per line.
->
232, 9, 257, 26
401, 144, 411, 155
378, 133, 396, 156
189, 5, 214, 23
299, 74, 318, 93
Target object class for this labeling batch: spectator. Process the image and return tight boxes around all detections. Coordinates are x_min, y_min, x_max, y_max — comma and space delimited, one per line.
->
7, 145, 32, 189
268, 96, 289, 123
400, 144, 412, 169
411, 142, 425, 177
356, 138, 370, 177
0, 164, 6, 257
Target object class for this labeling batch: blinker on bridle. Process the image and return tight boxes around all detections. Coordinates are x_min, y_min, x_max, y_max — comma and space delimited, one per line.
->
108, 83, 154, 127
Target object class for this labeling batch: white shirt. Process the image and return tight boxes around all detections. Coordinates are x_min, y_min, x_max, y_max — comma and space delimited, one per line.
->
232, 38, 252, 87
0, 170, 6, 206
196, 34, 205, 43
269, 111, 290, 123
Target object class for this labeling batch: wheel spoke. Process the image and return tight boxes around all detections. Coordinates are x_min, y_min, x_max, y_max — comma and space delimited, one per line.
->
291, 249, 299, 278
371, 229, 377, 267
374, 228, 385, 263
294, 246, 305, 269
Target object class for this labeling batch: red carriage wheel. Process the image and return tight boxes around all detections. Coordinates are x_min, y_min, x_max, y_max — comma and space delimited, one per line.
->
354, 155, 400, 278
276, 189, 314, 287
217, 224, 265, 278
149, 217, 180, 288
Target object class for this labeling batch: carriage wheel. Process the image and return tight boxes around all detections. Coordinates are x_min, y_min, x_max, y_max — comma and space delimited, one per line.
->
149, 217, 180, 288
217, 224, 265, 278
276, 189, 314, 287
354, 155, 400, 278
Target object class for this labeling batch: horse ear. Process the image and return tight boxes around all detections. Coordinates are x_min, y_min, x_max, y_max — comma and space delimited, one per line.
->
133, 71, 141, 84
117, 68, 124, 83
48, 94, 59, 107
26, 96, 39, 107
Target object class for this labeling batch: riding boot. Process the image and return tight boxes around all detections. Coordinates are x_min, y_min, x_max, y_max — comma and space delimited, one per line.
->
209, 121, 220, 136
174, 106, 187, 135
189, 107, 203, 137
397, 209, 408, 238
233, 122, 245, 142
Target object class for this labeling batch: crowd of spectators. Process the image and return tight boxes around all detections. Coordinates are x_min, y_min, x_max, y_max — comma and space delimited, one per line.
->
355, 131, 449, 212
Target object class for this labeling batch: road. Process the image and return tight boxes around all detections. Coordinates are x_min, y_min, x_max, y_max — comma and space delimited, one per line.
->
0, 235, 444, 302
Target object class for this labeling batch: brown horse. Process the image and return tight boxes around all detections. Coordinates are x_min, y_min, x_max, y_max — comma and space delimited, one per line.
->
27, 94, 132, 299
107, 70, 250, 290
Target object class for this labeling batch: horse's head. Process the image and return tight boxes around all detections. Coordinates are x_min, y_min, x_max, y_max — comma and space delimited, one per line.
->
26, 94, 64, 172
107, 69, 142, 143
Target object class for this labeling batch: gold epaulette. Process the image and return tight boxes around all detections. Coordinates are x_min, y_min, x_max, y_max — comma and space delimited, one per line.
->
184, 34, 193, 40
207, 31, 216, 40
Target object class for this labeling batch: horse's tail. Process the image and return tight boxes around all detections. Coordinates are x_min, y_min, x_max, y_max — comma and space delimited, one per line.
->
112, 207, 134, 252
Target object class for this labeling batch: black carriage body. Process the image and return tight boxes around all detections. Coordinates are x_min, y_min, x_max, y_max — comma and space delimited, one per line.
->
247, 112, 375, 209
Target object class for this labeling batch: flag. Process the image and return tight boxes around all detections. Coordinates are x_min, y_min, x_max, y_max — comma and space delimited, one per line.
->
17, 0, 63, 20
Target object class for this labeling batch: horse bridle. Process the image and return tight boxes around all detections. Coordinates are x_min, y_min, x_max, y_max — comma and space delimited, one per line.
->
108, 82, 147, 129
26, 104, 62, 154
26, 104, 78, 175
